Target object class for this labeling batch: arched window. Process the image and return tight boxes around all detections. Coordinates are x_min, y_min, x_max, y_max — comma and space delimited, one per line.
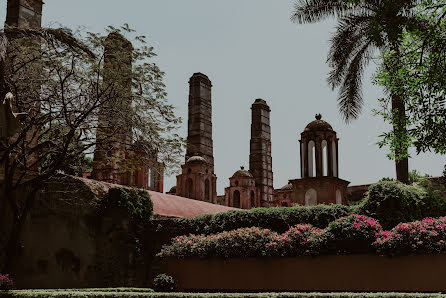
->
205, 179, 210, 201
250, 191, 255, 208
187, 168, 192, 174
235, 180, 239, 186
305, 188, 317, 206
233, 190, 240, 208
322, 140, 328, 176
186, 178, 193, 199
336, 189, 342, 204
308, 141, 316, 177
332, 140, 337, 177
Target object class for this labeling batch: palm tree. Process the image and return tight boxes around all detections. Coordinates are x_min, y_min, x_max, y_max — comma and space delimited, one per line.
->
291, 0, 429, 184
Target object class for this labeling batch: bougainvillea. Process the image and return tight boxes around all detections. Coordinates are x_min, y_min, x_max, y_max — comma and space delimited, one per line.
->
374, 217, 446, 256
157, 227, 279, 258
265, 224, 324, 256
319, 214, 383, 253
0, 274, 14, 291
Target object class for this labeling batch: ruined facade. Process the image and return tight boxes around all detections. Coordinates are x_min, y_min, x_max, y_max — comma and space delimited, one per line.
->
91, 32, 163, 192
176, 73, 217, 203
5, 0, 43, 29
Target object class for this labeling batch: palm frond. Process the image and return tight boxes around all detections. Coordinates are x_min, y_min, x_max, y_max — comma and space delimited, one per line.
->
291, 0, 350, 24
338, 40, 374, 122
327, 14, 371, 89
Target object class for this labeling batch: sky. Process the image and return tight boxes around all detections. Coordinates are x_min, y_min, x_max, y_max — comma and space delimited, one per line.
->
1, 0, 445, 195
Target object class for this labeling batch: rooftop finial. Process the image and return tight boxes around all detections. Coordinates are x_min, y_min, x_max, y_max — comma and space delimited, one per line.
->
315, 113, 322, 120
240, 166, 245, 170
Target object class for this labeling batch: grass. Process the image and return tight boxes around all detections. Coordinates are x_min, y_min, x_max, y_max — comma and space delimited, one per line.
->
2, 290, 446, 298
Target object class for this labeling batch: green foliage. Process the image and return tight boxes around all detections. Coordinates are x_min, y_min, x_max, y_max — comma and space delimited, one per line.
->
2, 290, 446, 297
408, 170, 431, 184
155, 204, 353, 236
357, 181, 446, 229
373, 0, 446, 156
152, 274, 178, 292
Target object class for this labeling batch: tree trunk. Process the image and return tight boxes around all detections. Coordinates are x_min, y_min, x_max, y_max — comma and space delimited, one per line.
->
389, 44, 409, 184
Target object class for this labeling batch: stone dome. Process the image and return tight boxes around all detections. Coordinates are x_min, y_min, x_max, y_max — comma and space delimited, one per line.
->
186, 156, 207, 164
304, 114, 333, 132
280, 183, 293, 191
168, 185, 177, 193
231, 166, 254, 178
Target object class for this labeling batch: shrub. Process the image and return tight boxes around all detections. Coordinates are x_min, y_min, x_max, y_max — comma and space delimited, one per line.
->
374, 217, 446, 256
153, 273, 177, 292
157, 227, 279, 258
323, 214, 382, 254
265, 224, 324, 257
0, 274, 14, 291
357, 181, 446, 229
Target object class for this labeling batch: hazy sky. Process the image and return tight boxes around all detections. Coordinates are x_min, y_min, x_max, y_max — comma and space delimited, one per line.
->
1, 0, 445, 194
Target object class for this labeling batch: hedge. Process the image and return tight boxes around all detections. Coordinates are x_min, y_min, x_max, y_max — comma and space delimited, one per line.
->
3, 291, 446, 298
1, 291, 446, 298
153, 181, 446, 237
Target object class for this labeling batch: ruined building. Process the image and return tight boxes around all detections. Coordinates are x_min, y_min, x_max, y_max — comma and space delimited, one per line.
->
91, 32, 163, 192
5, 0, 42, 28
175, 73, 217, 203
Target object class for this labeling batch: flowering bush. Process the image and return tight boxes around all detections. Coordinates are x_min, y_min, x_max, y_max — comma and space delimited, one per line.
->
374, 217, 446, 256
0, 274, 14, 291
323, 214, 383, 253
157, 227, 279, 258
265, 224, 324, 256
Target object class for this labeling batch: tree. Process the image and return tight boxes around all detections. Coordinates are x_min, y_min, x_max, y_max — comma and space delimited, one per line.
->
291, 0, 439, 183
0, 25, 184, 271
373, 1, 446, 156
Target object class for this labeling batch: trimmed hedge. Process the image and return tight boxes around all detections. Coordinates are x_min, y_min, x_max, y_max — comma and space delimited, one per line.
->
1, 291, 446, 297
154, 204, 352, 235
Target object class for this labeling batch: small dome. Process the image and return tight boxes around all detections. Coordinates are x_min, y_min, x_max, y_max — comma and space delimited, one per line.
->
168, 185, 177, 193
305, 114, 333, 131
280, 183, 293, 191
232, 166, 254, 178
186, 156, 207, 164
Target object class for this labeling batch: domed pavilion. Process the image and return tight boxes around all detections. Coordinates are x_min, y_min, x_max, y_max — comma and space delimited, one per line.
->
225, 166, 259, 209
288, 114, 350, 206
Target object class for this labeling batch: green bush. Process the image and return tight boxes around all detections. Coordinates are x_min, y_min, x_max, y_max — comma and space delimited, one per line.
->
153, 274, 177, 292
357, 181, 446, 229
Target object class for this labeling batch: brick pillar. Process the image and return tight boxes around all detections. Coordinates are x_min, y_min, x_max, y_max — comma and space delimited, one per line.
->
186, 73, 214, 170
92, 32, 133, 184
5, 0, 43, 28
249, 99, 274, 204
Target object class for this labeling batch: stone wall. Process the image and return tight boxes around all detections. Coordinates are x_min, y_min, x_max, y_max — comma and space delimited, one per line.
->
0, 175, 152, 288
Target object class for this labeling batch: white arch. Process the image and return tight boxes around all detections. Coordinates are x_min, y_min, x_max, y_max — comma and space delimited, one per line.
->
336, 189, 342, 204
305, 188, 317, 206
332, 140, 337, 177
322, 140, 328, 176
308, 141, 316, 177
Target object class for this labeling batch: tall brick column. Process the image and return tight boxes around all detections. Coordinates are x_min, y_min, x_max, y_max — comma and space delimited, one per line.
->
186, 73, 214, 169
91, 32, 133, 184
6, 0, 43, 29
249, 99, 274, 204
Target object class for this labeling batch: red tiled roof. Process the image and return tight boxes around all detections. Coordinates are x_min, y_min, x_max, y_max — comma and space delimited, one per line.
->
148, 191, 237, 218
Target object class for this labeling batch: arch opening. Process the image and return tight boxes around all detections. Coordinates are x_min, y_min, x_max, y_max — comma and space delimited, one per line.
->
336, 189, 342, 204
186, 178, 194, 199
305, 188, 317, 206
205, 179, 210, 201
322, 140, 328, 176
233, 190, 241, 208
308, 141, 316, 177
250, 191, 255, 208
